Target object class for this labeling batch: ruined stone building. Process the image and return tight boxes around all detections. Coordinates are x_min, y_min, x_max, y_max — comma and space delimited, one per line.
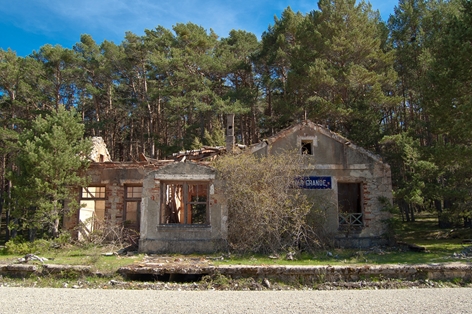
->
65, 119, 392, 253
246, 120, 393, 248
64, 142, 228, 253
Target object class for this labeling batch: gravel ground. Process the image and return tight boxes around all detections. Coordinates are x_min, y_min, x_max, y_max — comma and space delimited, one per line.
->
0, 286, 471, 313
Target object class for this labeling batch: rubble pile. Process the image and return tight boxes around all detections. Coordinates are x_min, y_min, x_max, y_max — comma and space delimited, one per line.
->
452, 246, 472, 259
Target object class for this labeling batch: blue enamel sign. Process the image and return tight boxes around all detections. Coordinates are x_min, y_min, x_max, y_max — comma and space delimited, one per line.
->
296, 176, 332, 189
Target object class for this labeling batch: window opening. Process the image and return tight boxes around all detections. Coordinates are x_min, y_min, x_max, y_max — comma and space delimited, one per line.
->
82, 186, 106, 199
126, 186, 142, 199
338, 183, 363, 226
161, 182, 209, 225
124, 186, 142, 231
79, 186, 106, 240
301, 140, 313, 155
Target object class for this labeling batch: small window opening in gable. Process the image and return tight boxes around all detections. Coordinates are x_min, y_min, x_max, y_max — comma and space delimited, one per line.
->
301, 140, 314, 155
161, 182, 209, 225
338, 183, 363, 226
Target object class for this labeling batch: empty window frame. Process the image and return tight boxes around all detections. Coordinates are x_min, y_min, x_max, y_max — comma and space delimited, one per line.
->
301, 139, 314, 155
124, 186, 142, 230
79, 186, 106, 239
81, 186, 106, 199
338, 183, 363, 226
161, 182, 209, 225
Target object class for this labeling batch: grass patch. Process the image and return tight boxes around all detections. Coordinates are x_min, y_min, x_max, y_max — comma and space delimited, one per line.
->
48, 251, 143, 273
213, 247, 468, 266
0, 244, 142, 274
214, 213, 471, 266
0, 273, 126, 289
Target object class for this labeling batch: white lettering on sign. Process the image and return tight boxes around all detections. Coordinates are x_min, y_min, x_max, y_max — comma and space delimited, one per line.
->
295, 176, 332, 189
305, 179, 328, 188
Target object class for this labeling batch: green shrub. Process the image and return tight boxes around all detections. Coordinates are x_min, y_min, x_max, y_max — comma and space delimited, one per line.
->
5, 238, 52, 255
54, 232, 72, 247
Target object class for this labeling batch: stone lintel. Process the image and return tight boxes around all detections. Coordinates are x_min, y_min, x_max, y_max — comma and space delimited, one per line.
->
154, 174, 215, 180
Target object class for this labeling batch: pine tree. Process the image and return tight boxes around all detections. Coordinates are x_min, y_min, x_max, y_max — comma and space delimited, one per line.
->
423, 0, 472, 225
218, 30, 260, 144
31, 45, 80, 111
256, 7, 306, 134
11, 105, 91, 238
300, 0, 397, 150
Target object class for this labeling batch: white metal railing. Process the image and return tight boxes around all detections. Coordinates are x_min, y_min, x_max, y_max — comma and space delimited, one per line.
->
339, 213, 363, 226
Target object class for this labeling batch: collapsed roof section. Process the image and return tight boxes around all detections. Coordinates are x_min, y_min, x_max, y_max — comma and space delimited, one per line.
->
90, 120, 386, 165
89, 137, 227, 164
170, 146, 227, 162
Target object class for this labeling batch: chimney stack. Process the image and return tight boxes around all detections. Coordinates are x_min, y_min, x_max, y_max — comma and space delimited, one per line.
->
226, 114, 235, 153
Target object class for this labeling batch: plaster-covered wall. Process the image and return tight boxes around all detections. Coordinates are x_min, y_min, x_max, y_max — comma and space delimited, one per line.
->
251, 122, 393, 247
89, 137, 112, 162
139, 162, 228, 253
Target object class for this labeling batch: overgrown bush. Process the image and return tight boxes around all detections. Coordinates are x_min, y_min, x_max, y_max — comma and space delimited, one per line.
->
5, 238, 52, 255
3, 231, 76, 255
213, 150, 327, 254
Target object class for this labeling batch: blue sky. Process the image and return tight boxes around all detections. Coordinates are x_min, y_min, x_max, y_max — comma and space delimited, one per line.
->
1, 0, 398, 57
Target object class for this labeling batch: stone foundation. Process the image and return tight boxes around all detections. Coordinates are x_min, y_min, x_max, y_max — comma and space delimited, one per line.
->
2, 262, 470, 283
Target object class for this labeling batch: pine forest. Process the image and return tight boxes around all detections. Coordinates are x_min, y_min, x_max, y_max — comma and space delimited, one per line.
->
1, 0, 472, 234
